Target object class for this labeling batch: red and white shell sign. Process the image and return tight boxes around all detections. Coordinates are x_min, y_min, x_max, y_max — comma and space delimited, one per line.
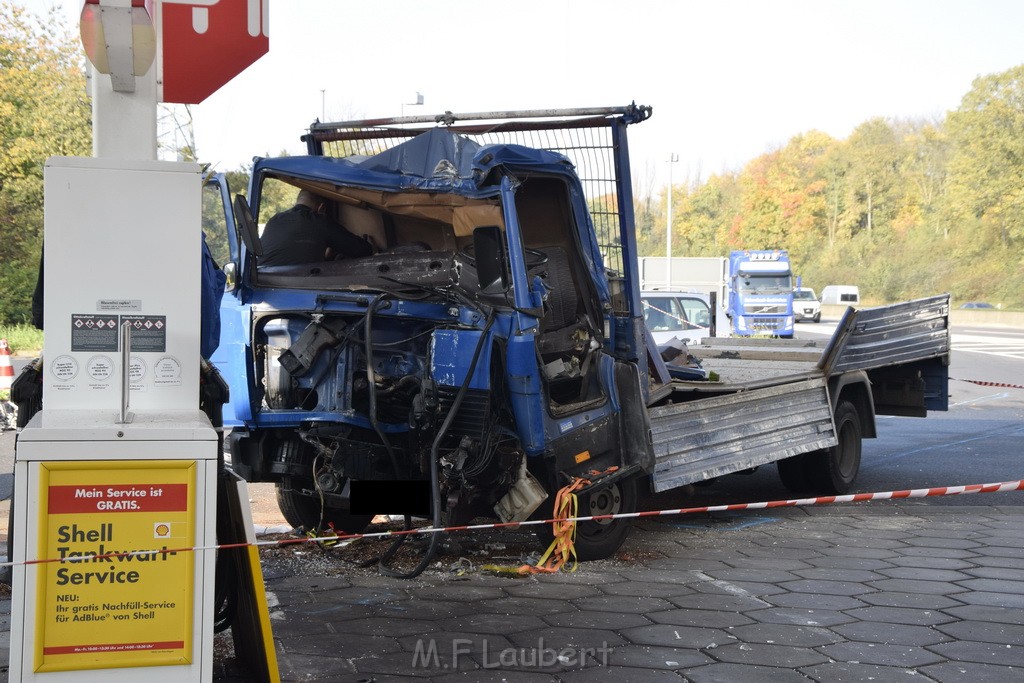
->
160, 0, 269, 104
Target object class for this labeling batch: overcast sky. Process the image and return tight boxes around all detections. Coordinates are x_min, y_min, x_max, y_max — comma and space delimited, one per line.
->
16, 0, 1024, 193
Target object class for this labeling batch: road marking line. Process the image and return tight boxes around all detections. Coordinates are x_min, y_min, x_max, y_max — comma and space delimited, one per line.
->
880, 424, 1024, 462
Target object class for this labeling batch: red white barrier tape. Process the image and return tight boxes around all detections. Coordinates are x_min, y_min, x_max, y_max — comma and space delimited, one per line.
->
4, 479, 1024, 569
952, 377, 1024, 390
640, 301, 710, 332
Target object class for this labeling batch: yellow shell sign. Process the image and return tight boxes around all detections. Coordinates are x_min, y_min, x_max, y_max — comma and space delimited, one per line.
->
34, 460, 196, 672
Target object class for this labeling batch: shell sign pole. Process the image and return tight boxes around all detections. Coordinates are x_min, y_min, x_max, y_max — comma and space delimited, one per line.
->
159, 0, 270, 104
79, 1, 269, 158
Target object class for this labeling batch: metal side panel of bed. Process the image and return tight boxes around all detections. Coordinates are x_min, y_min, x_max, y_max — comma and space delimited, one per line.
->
649, 377, 836, 493
821, 294, 951, 375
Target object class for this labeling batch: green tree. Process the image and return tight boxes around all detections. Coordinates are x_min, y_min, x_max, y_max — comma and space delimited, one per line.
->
843, 119, 905, 240
945, 65, 1024, 249
903, 121, 950, 238
821, 141, 852, 247
636, 66, 1024, 308
0, 1, 90, 322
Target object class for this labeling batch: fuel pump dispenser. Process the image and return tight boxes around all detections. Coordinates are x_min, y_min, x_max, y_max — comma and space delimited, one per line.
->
9, 158, 220, 680
7, 2, 275, 680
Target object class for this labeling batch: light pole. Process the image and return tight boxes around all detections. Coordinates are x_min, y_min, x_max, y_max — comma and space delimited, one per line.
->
320, 89, 326, 121
666, 153, 679, 264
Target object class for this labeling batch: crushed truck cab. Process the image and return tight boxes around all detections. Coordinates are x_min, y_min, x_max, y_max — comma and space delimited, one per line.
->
207, 105, 950, 565
210, 107, 658, 562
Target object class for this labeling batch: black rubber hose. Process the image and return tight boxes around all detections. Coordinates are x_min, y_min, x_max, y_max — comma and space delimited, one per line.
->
379, 311, 496, 579
365, 294, 403, 480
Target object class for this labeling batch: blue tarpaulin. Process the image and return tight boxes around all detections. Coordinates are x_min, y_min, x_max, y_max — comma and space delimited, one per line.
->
252, 128, 572, 193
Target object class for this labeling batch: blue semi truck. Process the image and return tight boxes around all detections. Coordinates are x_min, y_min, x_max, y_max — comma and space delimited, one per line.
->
200, 105, 951, 568
727, 249, 795, 337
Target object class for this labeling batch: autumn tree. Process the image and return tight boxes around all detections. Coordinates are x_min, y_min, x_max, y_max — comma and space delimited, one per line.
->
945, 65, 1024, 250
0, 1, 90, 322
843, 119, 905, 240
721, 132, 830, 268
633, 160, 661, 258
820, 141, 852, 247
675, 173, 740, 257
902, 121, 950, 238
634, 64, 1024, 307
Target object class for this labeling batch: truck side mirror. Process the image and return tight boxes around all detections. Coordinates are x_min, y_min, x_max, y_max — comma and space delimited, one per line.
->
472, 225, 509, 294
223, 261, 237, 292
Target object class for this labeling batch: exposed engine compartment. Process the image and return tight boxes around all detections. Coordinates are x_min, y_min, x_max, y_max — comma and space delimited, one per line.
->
251, 304, 529, 523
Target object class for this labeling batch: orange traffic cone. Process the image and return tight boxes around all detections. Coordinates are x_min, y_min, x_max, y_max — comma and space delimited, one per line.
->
0, 339, 13, 391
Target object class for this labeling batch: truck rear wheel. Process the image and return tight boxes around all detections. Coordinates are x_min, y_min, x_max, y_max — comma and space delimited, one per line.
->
535, 476, 637, 561
777, 454, 812, 493
275, 478, 374, 536
809, 400, 862, 494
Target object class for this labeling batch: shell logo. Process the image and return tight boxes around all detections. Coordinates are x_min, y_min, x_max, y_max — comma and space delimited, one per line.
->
154, 522, 172, 538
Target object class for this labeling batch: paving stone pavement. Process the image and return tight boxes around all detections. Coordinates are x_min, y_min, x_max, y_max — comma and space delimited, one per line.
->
3, 504, 1024, 681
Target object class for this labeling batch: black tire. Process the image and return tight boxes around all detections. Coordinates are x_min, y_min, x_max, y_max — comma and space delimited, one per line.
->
809, 400, 862, 494
813, 312, 821, 323
777, 454, 812, 493
275, 479, 374, 535
535, 475, 638, 562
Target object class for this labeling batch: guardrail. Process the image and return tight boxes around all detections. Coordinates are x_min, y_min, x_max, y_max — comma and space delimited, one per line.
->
819, 305, 1024, 328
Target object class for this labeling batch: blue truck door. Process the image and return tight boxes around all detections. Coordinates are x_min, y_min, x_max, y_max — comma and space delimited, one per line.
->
202, 173, 249, 426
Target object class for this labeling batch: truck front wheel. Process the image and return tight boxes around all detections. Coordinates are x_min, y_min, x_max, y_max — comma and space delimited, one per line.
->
809, 400, 862, 494
535, 475, 638, 561
275, 478, 374, 536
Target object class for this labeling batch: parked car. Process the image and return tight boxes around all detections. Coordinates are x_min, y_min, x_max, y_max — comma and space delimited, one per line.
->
641, 291, 713, 345
959, 301, 995, 309
793, 287, 821, 323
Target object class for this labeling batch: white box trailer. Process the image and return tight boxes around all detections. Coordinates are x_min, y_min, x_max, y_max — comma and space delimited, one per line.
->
638, 257, 729, 335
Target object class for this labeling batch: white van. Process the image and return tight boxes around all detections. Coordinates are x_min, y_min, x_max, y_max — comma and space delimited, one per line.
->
820, 285, 860, 306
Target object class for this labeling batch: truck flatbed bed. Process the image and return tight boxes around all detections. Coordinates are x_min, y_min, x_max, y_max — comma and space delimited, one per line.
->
646, 296, 951, 492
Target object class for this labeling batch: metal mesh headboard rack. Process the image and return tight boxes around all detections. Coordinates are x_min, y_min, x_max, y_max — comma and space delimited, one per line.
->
302, 104, 652, 274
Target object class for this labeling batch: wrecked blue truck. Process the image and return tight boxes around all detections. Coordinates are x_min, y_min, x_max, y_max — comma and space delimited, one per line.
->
204, 105, 951, 564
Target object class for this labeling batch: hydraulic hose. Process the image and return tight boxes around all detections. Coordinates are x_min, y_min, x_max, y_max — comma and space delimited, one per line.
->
379, 311, 497, 578
365, 294, 404, 481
